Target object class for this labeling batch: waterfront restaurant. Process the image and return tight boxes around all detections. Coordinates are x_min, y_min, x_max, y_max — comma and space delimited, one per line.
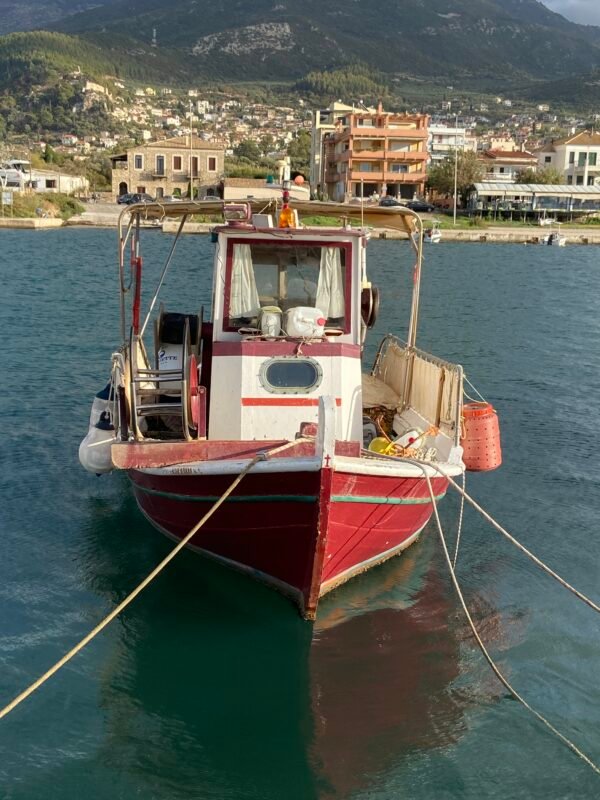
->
468, 182, 600, 216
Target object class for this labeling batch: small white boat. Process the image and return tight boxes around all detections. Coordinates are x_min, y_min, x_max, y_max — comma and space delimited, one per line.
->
540, 224, 566, 247
424, 221, 442, 244
538, 212, 556, 227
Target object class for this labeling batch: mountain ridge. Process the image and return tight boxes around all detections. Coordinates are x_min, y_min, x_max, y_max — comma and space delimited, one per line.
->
49, 0, 600, 82
1, 0, 600, 107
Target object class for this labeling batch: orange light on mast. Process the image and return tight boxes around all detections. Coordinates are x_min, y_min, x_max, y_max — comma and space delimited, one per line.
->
278, 189, 295, 228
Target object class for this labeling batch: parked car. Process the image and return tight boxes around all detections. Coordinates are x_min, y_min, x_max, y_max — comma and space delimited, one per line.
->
117, 193, 134, 205
160, 195, 183, 202
379, 196, 405, 207
406, 200, 436, 213
128, 193, 155, 204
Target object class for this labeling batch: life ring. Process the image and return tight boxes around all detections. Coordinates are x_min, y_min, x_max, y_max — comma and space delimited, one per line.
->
368, 286, 380, 328
361, 286, 380, 329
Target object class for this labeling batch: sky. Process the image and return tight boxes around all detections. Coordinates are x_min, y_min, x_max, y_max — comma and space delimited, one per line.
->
544, 0, 600, 26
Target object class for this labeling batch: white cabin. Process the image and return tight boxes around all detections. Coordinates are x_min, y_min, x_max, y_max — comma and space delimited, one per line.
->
208, 226, 366, 442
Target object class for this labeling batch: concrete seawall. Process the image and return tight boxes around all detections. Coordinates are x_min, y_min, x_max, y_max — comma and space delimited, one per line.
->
5, 212, 600, 244
0, 218, 64, 229
161, 220, 600, 243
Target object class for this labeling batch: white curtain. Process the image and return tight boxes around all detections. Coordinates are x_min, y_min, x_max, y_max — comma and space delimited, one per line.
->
316, 247, 345, 319
230, 244, 260, 318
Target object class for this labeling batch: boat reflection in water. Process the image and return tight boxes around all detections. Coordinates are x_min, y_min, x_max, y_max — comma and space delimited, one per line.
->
309, 538, 465, 798
79, 495, 489, 799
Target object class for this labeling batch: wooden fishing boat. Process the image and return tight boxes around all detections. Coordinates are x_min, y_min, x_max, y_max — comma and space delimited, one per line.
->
79, 193, 499, 619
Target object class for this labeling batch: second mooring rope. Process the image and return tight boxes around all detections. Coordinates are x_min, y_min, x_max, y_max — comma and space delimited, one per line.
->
429, 463, 600, 616
412, 462, 600, 778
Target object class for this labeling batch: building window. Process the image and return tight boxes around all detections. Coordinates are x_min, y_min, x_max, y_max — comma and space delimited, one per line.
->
208, 156, 217, 171
173, 155, 182, 170
588, 176, 595, 186
544, 156, 551, 163
590, 153, 597, 167
134, 154, 143, 170
136, 186, 146, 193
45, 179, 56, 188
567, 175, 573, 184
191, 156, 198, 177
357, 118, 374, 127
576, 175, 584, 185
155, 155, 165, 176
357, 163, 372, 172
578, 153, 586, 167
389, 164, 408, 173
499, 167, 505, 174
569, 152, 575, 164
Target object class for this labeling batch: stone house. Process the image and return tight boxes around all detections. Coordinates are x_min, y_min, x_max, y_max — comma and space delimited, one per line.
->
110, 135, 225, 199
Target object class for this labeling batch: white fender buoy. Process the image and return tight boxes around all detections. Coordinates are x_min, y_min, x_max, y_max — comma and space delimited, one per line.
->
79, 384, 117, 475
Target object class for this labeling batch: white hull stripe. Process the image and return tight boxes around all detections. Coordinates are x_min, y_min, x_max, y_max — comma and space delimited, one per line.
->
132, 483, 445, 506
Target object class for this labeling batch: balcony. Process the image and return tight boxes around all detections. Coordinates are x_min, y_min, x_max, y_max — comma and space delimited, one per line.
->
483, 172, 518, 183
348, 170, 385, 182
112, 161, 128, 170
352, 149, 385, 160
351, 126, 427, 139
385, 150, 428, 162
384, 170, 427, 183
347, 168, 427, 184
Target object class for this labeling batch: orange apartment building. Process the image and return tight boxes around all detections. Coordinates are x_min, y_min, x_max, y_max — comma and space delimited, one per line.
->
321, 103, 429, 202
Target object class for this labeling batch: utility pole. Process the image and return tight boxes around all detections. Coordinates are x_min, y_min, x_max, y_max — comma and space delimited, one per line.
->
453, 113, 459, 226
0, 173, 6, 217
189, 101, 194, 200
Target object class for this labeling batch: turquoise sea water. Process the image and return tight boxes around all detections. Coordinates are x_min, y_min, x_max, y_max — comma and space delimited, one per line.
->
1, 230, 600, 799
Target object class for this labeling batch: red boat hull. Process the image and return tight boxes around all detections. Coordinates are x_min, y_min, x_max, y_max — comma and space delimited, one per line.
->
129, 466, 448, 619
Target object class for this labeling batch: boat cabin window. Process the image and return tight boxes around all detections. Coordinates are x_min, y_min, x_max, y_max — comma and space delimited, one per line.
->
225, 241, 350, 332
260, 357, 322, 394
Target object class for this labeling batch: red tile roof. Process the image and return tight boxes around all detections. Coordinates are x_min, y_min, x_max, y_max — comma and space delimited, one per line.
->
484, 149, 537, 160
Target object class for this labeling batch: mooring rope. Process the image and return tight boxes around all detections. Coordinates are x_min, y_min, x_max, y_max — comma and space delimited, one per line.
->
0, 438, 307, 721
428, 464, 600, 616
452, 471, 466, 568
403, 458, 600, 777
361, 449, 600, 616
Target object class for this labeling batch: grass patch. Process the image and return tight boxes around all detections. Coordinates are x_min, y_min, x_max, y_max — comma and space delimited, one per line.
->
9, 192, 84, 221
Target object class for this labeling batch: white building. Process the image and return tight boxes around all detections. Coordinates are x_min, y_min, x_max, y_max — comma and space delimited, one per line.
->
428, 124, 477, 164
537, 131, 600, 187
0, 160, 89, 194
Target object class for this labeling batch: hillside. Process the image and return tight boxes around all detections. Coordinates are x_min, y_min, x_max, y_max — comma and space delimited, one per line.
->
50, 0, 600, 83
0, 30, 188, 92
0, 0, 115, 36
0, 0, 600, 113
